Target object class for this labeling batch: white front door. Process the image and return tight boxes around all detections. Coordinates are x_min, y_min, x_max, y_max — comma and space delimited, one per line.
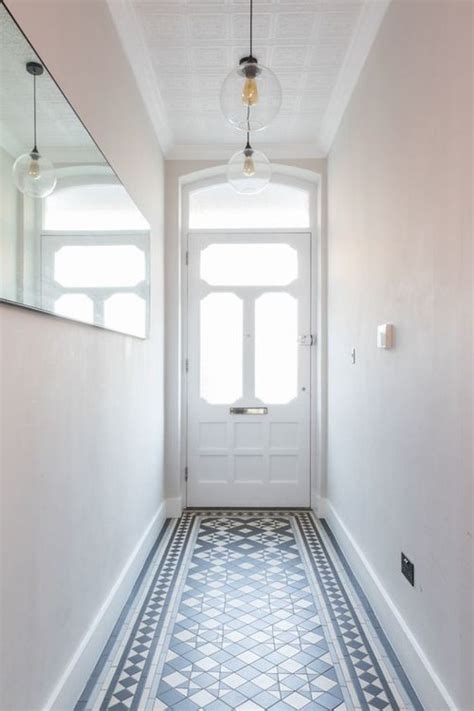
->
186, 232, 312, 508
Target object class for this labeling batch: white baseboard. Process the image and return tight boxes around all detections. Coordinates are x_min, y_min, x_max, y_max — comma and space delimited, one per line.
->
44, 502, 167, 711
165, 496, 183, 518
323, 499, 456, 711
312, 495, 326, 518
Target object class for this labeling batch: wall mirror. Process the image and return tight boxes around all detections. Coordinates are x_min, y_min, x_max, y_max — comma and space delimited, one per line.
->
0, 4, 150, 338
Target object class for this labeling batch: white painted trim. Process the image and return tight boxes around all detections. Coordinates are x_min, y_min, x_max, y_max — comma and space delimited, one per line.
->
178, 165, 326, 512
312, 495, 327, 519
324, 499, 457, 711
44, 502, 167, 711
165, 497, 183, 519
167, 143, 326, 161
106, 0, 173, 155
319, 0, 392, 153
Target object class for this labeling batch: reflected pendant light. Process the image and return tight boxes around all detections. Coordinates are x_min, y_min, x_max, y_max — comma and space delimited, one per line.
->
220, 0, 281, 132
227, 132, 271, 194
12, 61, 57, 199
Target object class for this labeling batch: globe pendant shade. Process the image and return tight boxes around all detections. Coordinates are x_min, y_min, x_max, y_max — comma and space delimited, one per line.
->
220, 60, 282, 132
227, 147, 271, 194
12, 151, 57, 198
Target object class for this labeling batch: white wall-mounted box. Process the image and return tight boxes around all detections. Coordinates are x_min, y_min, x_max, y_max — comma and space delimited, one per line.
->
377, 323, 394, 349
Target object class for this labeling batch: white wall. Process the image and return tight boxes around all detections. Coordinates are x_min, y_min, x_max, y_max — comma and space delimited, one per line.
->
326, 1, 472, 708
164, 158, 326, 512
0, 2, 165, 709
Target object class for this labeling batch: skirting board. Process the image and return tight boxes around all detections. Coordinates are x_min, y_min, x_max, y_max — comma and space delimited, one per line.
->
44, 502, 167, 711
322, 499, 457, 711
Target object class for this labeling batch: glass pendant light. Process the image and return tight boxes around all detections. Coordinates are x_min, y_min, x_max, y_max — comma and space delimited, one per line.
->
220, 0, 281, 132
12, 62, 57, 199
227, 133, 271, 194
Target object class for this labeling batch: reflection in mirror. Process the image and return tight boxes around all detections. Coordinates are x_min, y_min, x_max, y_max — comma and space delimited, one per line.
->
0, 5, 150, 337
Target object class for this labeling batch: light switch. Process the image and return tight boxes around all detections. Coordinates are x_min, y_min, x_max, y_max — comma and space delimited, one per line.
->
377, 324, 394, 349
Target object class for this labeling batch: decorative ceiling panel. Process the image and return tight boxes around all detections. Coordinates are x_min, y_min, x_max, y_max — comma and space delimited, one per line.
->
127, 0, 365, 152
109, 0, 392, 156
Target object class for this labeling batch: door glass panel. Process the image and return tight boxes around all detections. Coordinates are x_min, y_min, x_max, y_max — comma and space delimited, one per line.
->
200, 293, 243, 404
201, 243, 297, 286
255, 293, 297, 404
104, 293, 146, 337
54, 294, 93, 322
54, 245, 145, 287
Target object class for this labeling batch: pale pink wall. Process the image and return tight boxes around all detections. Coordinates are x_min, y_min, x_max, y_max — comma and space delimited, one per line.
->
327, 0, 472, 708
0, 2, 165, 709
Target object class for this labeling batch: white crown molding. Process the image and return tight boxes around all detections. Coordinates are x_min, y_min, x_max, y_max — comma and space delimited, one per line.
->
318, 0, 392, 154
166, 142, 326, 161
106, 0, 173, 156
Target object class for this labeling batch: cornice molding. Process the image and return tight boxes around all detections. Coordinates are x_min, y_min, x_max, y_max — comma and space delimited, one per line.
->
107, 0, 391, 159
319, 0, 392, 154
106, 0, 173, 156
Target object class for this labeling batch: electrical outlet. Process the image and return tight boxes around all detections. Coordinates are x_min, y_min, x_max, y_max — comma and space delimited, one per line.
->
401, 553, 415, 586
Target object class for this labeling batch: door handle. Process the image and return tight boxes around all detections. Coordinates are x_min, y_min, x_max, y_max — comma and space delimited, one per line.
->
298, 334, 316, 346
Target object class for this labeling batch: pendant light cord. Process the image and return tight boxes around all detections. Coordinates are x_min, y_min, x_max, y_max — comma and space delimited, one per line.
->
249, 0, 253, 58
33, 73, 38, 153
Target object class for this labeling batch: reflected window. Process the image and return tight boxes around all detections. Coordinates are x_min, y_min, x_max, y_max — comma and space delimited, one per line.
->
54, 294, 93, 323
200, 293, 243, 404
44, 183, 148, 231
54, 245, 145, 288
201, 243, 297, 287
189, 182, 310, 229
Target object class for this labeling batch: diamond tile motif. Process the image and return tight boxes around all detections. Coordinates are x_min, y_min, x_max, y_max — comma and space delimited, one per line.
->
76, 512, 421, 711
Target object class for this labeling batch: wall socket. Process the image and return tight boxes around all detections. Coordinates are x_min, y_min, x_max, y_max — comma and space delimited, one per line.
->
401, 553, 415, 586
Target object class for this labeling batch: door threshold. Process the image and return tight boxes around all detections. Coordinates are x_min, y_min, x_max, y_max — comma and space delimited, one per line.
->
185, 506, 312, 511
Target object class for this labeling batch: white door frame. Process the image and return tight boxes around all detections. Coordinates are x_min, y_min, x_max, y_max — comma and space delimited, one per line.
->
186, 230, 312, 508
177, 165, 326, 514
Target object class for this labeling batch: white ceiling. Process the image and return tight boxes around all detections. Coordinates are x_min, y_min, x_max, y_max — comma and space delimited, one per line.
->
108, 0, 391, 158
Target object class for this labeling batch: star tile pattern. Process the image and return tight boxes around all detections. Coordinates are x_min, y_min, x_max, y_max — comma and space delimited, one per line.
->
76, 512, 420, 711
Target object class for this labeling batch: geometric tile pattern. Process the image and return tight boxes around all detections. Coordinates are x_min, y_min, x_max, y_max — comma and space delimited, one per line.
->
99, 513, 197, 710
156, 513, 346, 710
77, 511, 421, 711
297, 515, 401, 710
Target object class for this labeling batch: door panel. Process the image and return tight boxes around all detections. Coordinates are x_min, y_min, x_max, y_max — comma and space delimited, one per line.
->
187, 232, 311, 508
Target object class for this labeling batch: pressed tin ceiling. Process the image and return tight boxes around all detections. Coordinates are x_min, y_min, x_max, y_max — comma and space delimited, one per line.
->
0, 5, 103, 163
113, 0, 391, 158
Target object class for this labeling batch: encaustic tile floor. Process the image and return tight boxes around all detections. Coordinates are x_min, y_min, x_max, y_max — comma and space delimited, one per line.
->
76, 511, 422, 711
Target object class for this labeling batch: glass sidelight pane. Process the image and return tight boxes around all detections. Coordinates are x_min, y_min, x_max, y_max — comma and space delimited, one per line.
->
255, 293, 297, 404
200, 293, 243, 404
201, 243, 297, 286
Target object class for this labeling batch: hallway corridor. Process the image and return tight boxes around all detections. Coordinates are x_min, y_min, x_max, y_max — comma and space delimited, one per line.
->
76, 513, 420, 711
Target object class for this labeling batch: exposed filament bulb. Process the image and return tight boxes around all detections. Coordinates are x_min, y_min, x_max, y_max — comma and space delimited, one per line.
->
243, 155, 256, 176
28, 158, 40, 179
242, 76, 259, 106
